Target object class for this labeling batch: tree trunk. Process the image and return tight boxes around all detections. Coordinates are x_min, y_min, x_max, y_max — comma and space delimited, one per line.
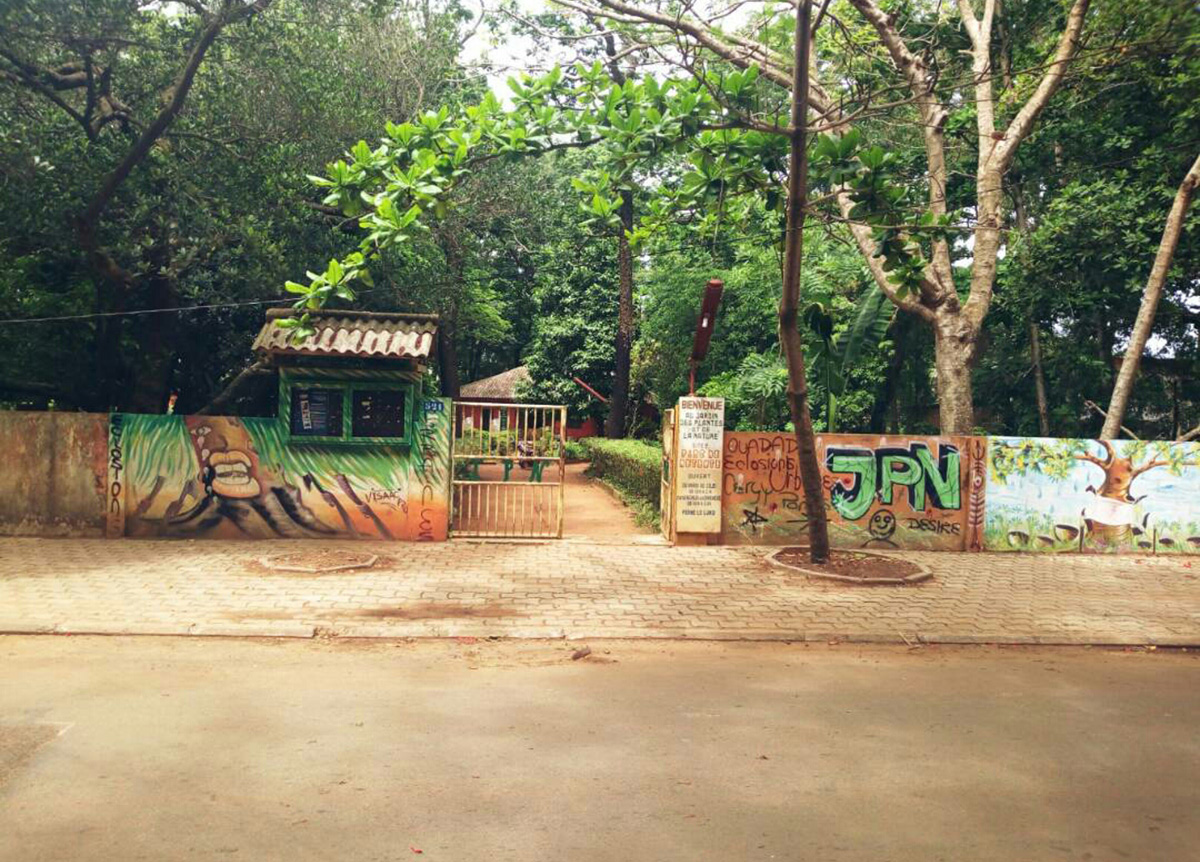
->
197, 361, 272, 415
1102, 153, 1200, 439
868, 311, 911, 433
604, 189, 635, 438
1011, 182, 1050, 437
91, 274, 129, 412
779, 0, 830, 564
127, 231, 180, 413
1029, 322, 1051, 437
438, 234, 464, 399
602, 36, 635, 440
437, 316, 460, 398
127, 309, 178, 412
932, 312, 976, 434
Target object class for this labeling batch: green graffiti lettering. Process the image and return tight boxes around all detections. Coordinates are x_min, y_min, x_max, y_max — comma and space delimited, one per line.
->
528, 461, 546, 483
827, 452, 875, 520
916, 445, 960, 510
880, 454, 923, 509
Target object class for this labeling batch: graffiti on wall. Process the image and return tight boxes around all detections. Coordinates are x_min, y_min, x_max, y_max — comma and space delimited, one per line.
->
722, 432, 977, 550
985, 437, 1200, 553
106, 412, 126, 538
119, 400, 451, 540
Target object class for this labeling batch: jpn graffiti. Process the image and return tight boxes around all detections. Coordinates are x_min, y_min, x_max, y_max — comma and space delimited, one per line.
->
825, 442, 962, 521
722, 433, 976, 550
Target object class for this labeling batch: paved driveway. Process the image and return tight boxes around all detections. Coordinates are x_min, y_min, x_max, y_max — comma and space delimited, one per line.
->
1, 538, 1198, 644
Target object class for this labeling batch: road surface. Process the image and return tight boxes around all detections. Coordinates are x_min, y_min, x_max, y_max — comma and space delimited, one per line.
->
1, 637, 1196, 861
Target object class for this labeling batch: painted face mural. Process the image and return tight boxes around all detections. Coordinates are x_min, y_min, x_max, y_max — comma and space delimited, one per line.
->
868, 509, 896, 540
159, 417, 340, 538
191, 421, 262, 499
120, 408, 452, 541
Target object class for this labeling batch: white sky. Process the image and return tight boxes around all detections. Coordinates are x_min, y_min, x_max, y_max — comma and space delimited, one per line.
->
460, 0, 560, 101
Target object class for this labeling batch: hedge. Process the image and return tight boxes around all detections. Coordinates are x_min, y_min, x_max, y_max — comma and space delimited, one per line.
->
581, 438, 662, 516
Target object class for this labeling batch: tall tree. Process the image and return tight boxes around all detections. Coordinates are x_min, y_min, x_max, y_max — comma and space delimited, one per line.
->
0, 0, 472, 412
778, 0, 830, 561
601, 33, 636, 438
1102, 153, 1200, 439
1, 0, 274, 411
555, 0, 1092, 433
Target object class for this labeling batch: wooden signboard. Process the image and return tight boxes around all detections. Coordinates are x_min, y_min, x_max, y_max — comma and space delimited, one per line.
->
675, 397, 725, 534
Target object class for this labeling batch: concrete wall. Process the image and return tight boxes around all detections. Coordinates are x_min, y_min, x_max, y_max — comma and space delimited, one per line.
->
0, 412, 108, 537
0, 406, 452, 541
721, 431, 983, 551
712, 432, 1200, 554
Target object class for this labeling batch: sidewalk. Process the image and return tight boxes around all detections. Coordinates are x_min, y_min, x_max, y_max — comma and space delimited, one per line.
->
1, 538, 1198, 645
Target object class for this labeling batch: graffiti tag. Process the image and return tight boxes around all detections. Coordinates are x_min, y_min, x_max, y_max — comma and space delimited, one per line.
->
740, 507, 769, 533
366, 489, 408, 511
905, 517, 961, 535
825, 443, 961, 521
106, 413, 125, 537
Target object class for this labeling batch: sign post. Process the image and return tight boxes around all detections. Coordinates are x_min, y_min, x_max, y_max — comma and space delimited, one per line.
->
674, 396, 725, 542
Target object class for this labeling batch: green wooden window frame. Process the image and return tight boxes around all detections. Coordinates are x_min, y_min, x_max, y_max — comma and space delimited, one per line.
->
280, 373, 414, 446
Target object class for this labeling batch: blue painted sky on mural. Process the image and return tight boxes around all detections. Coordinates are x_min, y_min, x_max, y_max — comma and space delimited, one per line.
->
986, 437, 1200, 542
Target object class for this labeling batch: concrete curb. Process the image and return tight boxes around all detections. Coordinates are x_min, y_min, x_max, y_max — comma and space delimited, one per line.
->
0, 620, 1193, 647
0, 620, 316, 638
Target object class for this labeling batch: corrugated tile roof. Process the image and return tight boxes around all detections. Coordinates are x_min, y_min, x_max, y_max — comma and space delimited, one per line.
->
253, 309, 437, 361
460, 366, 532, 400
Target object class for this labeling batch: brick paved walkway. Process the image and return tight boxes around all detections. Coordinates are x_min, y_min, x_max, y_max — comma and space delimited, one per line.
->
1, 538, 1198, 645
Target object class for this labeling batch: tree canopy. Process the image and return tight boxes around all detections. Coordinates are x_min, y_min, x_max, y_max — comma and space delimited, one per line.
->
0, 0, 1196, 446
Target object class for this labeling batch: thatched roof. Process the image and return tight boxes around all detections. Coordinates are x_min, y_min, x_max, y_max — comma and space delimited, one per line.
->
460, 366, 532, 401
253, 308, 438, 361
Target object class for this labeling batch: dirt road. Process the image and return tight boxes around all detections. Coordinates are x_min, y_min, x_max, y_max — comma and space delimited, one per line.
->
1, 637, 1197, 861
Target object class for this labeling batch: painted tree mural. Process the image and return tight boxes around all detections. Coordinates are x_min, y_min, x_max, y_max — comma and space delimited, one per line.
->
987, 438, 1200, 552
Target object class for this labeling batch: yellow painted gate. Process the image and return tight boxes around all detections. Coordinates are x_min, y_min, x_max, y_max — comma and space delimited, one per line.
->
450, 401, 566, 538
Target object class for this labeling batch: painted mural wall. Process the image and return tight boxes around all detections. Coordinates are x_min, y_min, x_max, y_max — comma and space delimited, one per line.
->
984, 437, 1200, 554
113, 398, 452, 541
722, 432, 984, 551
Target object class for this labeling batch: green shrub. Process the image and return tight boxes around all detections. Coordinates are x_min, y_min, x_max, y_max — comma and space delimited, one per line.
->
581, 437, 662, 512
455, 427, 560, 457
564, 440, 589, 462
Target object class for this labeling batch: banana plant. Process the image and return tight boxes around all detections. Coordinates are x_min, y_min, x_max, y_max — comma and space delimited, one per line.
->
803, 284, 893, 431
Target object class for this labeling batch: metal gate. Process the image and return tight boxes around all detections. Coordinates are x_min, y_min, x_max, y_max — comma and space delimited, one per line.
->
450, 401, 566, 538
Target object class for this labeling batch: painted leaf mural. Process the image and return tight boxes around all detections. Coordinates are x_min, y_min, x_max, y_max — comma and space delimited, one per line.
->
119, 400, 451, 541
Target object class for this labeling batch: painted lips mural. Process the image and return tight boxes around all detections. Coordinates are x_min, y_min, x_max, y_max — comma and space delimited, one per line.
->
116, 402, 451, 541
